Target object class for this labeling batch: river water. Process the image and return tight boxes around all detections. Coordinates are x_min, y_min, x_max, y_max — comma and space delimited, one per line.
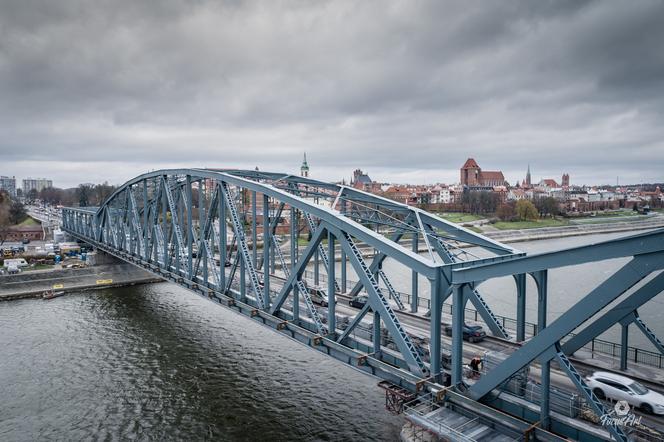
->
1, 230, 662, 441
0, 284, 404, 441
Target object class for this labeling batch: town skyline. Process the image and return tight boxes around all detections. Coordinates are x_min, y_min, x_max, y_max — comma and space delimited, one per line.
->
1, 155, 661, 192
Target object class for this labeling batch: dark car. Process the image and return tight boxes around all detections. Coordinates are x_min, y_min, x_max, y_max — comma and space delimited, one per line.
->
444, 323, 486, 343
21, 238, 30, 244
349, 294, 369, 309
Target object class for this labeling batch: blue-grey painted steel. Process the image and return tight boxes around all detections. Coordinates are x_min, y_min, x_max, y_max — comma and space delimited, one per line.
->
411, 233, 418, 313
621, 323, 629, 371
304, 212, 340, 293
533, 270, 548, 332
429, 272, 443, 378
373, 311, 381, 354
553, 346, 628, 442
327, 232, 336, 336
221, 182, 265, 308
540, 356, 551, 429
515, 274, 527, 342
632, 313, 664, 356
452, 228, 664, 284
470, 253, 664, 400
263, 194, 270, 307
334, 227, 426, 376
561, 272, 664, 356
290, 206, 299, 322
425, 224, 509, 338
451, 284, 465, 385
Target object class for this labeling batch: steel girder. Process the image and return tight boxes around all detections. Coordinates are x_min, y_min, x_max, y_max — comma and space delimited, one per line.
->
450, 228, 664, 284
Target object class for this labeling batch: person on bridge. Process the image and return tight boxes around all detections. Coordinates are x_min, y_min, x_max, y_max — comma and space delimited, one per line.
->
469, 355, 482, 379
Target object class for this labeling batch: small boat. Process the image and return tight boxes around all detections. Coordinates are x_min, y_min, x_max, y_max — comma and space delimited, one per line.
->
42, 290, 65, 300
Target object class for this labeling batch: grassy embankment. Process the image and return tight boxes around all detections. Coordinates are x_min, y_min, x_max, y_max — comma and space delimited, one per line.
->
491, 218, 569, 230
17, 217, 40, 227
437, 213, 485, 223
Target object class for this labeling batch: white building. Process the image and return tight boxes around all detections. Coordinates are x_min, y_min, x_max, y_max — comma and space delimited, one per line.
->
0, 176, 17, 196
23, 178, 53, 195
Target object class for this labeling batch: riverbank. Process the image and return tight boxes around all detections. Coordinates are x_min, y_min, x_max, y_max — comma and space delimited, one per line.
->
481, 215, 664, 243
0, 263, 164, 301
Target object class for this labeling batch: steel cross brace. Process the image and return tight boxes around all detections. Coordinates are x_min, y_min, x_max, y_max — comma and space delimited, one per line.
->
303, 212, 341, 293
269, 224, 328, 315
562, 272, 664, 356
551, 345, 628, 442
470, 252, 664, 400
333, 227, 427, 376
221, 182, 266, 309
348, 213, 414, 298
427, 226, 509, 339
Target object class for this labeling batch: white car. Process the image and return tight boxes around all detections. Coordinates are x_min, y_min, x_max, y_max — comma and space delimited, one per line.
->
586, 371, 664, 415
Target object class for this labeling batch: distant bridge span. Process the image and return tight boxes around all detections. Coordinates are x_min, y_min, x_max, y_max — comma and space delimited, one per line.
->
62, 169, 664, 442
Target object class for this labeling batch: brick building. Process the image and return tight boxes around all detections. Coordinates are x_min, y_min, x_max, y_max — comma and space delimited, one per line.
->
459, 158, 506, 187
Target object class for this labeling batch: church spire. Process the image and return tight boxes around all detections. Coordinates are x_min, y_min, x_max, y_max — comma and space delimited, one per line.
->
300, 152, 309, 177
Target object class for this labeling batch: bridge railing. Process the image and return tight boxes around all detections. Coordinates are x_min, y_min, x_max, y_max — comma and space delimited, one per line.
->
304, 269, 664, 370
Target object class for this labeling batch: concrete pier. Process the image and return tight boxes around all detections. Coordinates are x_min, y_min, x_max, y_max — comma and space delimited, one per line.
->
0, 255, 163, 301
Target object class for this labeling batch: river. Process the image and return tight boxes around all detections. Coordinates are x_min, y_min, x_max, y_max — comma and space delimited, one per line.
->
0, 284, 404, 441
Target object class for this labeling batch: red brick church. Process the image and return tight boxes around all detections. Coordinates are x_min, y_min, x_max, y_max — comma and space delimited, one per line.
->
460, 158, 506, 187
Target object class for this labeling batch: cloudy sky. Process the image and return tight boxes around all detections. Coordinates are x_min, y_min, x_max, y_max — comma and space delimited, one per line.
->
1, 0, 663, 188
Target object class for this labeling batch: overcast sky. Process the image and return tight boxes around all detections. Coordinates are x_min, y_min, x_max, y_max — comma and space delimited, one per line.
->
1, 0, 663, 189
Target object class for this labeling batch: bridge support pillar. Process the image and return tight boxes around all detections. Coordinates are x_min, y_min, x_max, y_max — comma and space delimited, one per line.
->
620, 322, 629, 371
186, 175, 193, 280
291, 207, 299, 322
373, 311, 381, 355
540, 356, 551, 430
327, 232, 336, 336
219, 186, 226, 291
340, 199, 347, 294
240, 255, 246, 302
411, 234, 418, 313
451, 284, 465, 386
515, 273, 527, 342
341, 249, 347, 293
251, 191, 257, 267
533, 270, 548, 333
429, 272, 443, 380
314, 249, 320, 286
263, 194, 270, 308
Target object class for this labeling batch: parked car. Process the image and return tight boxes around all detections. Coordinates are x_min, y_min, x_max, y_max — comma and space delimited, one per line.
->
306, 286, 337, 307
21, 238, 30, 244
7, 264, 21, 274
444, 323, 487, 343
586, 371, 664, 415
349, 294, 369, 309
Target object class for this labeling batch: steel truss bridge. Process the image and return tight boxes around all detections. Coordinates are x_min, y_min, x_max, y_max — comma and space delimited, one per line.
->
62, 169, 664, 442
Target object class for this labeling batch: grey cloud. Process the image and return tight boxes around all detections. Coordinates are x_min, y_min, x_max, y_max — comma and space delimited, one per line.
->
0, 0, 662, 188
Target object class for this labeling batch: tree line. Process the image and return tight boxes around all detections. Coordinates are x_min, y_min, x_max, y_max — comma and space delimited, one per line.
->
23, 182, 117, 207
0, 190, 28, 245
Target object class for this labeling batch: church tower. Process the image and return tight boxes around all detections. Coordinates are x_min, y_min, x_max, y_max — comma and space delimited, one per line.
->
300, 153, 309, 177
526, 164, 532, 187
